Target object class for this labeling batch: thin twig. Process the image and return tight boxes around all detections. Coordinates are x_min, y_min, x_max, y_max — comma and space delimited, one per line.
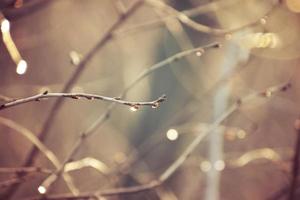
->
22, 82, 291, 200
37, 42, 220, 194
3, 3, 144, 198
0, 167, 52, 174
0, 92, 167, 111
0, 94, 13, 101
145, 0, 279, 35
0, 116, 78, 196
115, 0, 242, 36
0, 174, 38, 189
6, 3, 145, 199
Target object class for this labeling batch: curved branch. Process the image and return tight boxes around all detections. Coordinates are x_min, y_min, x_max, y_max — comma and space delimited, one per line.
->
37, 42, 219, 194
0, 92, 167, 111
21, 82, 291, 200
14, 3, 145, 197
145, 0, 278, 35
0, 116, 79, 195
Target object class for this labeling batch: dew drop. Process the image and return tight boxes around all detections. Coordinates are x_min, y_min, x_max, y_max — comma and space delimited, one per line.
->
151, 102, 159, 109
195, 51, 202, 57
130, 105, 139, 112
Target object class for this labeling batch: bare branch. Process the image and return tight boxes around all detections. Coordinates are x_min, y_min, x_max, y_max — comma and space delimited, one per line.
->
0, 167, 51, 174
144, 0, 278, 35
115, 0, 249, 36
11, 2, 145, 198
36, 42, 219, 195
0, 174, 37, 189
0, 92, 167, 111
0, 116, 79, 195
0, 94, 12, 101
21, 82, 291, 200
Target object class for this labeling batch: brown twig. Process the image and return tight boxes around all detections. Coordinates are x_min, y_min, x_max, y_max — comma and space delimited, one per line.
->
0, 92, 167, 111
3, 3, 144, 198
8, 2, 145, 198
0, 167, 52, 189
0, 167, 52, 174
21, 81, 291, 200
0, 116, 78, 196
116, 0, 274, 36
37, 42, 219, 195
0, 94, 13, 101
144, 0, 278, 35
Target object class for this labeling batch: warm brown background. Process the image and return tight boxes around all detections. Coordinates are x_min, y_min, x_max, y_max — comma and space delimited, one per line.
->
1, 0, 300, 199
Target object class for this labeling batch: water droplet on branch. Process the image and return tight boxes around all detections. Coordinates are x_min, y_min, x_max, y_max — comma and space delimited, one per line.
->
195, 51, 202, 57
151, 102, 159, 108
130, 105, 139, 112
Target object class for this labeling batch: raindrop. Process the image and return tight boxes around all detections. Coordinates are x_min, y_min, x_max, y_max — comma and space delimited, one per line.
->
130, 105, 139, 112
195, 51, 202, 57
151, 102, 159, 108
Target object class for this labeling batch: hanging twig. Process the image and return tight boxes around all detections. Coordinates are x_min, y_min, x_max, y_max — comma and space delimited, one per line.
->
21, 81, 291, 200
0, 92, 167, 111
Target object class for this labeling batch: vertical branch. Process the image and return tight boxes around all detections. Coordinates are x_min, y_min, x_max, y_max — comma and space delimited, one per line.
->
288, 117, 300, 200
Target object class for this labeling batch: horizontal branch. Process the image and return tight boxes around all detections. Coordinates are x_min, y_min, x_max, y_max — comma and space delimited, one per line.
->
145, 0, 278, 35
115, 0, 241, 36
0, 175, 35, 189
0, 92, 167, 111
21, 81, 291, 200
10, 1, 145, 198
0, 116, 78, 195
0, 167, 51, 174
36, 42, 219, 194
